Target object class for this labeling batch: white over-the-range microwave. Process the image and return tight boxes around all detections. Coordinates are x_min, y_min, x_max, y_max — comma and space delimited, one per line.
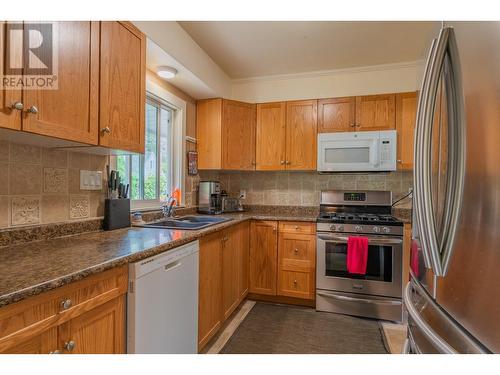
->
317, 130, 397, 172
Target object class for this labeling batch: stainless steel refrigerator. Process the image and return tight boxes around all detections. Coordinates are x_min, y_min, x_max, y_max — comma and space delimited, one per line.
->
405, 22, 500, 354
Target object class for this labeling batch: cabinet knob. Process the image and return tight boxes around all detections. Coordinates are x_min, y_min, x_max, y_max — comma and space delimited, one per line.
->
280, 160, 285, 165
272, 227, 276, 231
11, 102, 24, 111
251, 161, 256, 165
294, 248, 298, 254
397, 159, 402, 163
101, 127, 111, 134
64, 340, 76, 352
285, 161, 290, 165
60, 298, 72, 310
350, 123, 356, 127
293, 280, 297, 285
26, 105, 38, 114
294, 225, 299, 229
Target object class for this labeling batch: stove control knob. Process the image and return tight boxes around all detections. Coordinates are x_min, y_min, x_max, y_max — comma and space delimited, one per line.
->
330, 224, 336, 231
338, 225, 344, 231
382, 227, 390, 234
355, 225, 362, 232
373, 226, 381, 233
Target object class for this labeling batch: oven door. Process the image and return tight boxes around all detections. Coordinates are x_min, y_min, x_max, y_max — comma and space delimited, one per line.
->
317, 132, 379, 172
317, 232, 403, 298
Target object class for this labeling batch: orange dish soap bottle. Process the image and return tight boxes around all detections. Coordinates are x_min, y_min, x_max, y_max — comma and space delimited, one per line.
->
172, 188, 181, 206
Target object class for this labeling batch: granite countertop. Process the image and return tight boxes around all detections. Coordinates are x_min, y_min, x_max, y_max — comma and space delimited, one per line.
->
0, 212, 317, 308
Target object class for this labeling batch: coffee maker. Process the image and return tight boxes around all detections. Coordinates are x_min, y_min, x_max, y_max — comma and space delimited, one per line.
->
198, 181, 223, 214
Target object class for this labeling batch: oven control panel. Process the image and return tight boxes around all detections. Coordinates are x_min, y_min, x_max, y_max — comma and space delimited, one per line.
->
318, 222, 403, 236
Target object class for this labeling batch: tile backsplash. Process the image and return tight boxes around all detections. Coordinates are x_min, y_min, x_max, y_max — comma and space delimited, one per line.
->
199, 170, 413, 206
0, 140, 108, 229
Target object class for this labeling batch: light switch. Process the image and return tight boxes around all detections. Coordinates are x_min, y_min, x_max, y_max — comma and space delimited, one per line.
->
80, 170, 103, 191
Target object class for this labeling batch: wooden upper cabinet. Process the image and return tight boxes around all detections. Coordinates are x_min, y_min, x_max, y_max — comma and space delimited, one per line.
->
99, 21, 145, 153
355, 94, 396, 131
222, 100, 256, 170
317, 97, 356, 133
22, 22, 99, 144
255, 102, 286, 170
0, 22, 21, 130
396, 92, 418, 170
249, 220, 278, 296
196, 98, 256, 170
285, 100, 317, 170
197, 98, 223, 169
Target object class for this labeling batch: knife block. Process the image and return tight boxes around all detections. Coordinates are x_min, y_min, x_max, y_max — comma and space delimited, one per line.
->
103, 199, 131, 230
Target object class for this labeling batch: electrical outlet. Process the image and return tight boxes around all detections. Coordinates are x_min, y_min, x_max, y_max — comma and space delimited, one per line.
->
239, 189, 246, 199
80, 170, 103, 191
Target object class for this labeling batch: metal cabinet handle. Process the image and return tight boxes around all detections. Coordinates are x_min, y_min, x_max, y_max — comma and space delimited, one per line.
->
64, 340, 76, 352
26, 105, 38, 114
60, 298, 72, 310
11, 102, 24, 111
101, 127, 111, 134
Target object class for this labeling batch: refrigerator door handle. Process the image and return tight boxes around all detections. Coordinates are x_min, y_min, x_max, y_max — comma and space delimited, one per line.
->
404, 282, 457, 354
414, 37, 438, 271
418, 27, 466, 277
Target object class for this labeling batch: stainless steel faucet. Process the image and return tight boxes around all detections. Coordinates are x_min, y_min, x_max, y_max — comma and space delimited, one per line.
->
162, 196, 177, 218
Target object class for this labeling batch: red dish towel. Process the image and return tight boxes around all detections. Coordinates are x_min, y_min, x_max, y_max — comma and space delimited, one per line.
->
347, 236, 369, 275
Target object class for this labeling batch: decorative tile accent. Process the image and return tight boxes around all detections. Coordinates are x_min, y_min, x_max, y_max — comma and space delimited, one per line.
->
70, 195, 90, 219
11, 196, 40, 226
44, 168, 68, 194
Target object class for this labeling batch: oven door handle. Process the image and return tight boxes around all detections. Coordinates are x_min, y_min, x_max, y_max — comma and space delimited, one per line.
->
317, 290, 402, 306
317, 234, 403, 245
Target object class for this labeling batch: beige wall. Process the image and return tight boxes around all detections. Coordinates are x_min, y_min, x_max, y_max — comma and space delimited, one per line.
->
231, 61, 424, 103
200, 170, 413, 207
0, 140, 108, 229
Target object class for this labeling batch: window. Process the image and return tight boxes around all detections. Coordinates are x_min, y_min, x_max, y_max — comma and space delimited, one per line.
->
114, 94, 175, 206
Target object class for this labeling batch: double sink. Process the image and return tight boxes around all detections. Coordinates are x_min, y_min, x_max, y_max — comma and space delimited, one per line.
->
136, 215, 233, 230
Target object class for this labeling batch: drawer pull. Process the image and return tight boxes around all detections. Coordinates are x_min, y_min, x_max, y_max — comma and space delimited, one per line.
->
294, 248, 298, 254
293, 280, 297, 285
61, 298, 72, 310
294, 226, 299, 229
64, 340, 76, 352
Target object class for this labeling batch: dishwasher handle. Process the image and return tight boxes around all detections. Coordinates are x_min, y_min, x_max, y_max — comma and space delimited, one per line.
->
164, 260, 182, 272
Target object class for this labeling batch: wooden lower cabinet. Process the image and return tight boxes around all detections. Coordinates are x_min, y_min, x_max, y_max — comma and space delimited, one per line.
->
0, 266, 127, 354
249, 220, 278, 295
198, 222, 249, 351
277, 227, 316, 300
58, 296, 125, 354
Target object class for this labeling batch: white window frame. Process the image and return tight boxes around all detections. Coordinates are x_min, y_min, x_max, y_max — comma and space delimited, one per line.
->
111, 79, 186, 211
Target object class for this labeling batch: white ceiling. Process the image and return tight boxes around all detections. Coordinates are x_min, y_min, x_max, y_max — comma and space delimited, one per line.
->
179, 21, 438, 79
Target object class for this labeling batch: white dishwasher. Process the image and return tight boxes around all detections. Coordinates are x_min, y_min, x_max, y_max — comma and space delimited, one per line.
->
127, 240, 199, 353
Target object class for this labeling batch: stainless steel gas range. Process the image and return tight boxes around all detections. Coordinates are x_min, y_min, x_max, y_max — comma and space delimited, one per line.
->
316, 190, 404, 322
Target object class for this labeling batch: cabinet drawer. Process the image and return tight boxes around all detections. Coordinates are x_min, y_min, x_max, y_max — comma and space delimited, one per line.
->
278, 221, 315, 234
278, 271, 313, 299
0, 266, 127, 352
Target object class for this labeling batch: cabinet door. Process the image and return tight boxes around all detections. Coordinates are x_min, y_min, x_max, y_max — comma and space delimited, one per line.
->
222, 226, 240, 320
198, 231, 223, 350
0, 327, 58, 354
249, 220, 278, 295
196, 98, 223, 169
0, 22, 22, 130
222, 99, 256, 170
285, 100, 317, 170
22, 22, 99, 144
355, 94, 396, 131
99, 21, 145, 153
396, 92, 418, 170
317, 97, 356, 133
58, 296, 125, 354
277, 232, 316, 300
238, 221, 250, 301
256, 102, 286, 170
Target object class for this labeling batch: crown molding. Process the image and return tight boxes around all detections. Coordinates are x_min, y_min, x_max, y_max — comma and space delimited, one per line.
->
231, 60, 425, 84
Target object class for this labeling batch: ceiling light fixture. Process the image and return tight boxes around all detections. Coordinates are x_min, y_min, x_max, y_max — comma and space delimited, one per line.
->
156, 66, 177, 79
